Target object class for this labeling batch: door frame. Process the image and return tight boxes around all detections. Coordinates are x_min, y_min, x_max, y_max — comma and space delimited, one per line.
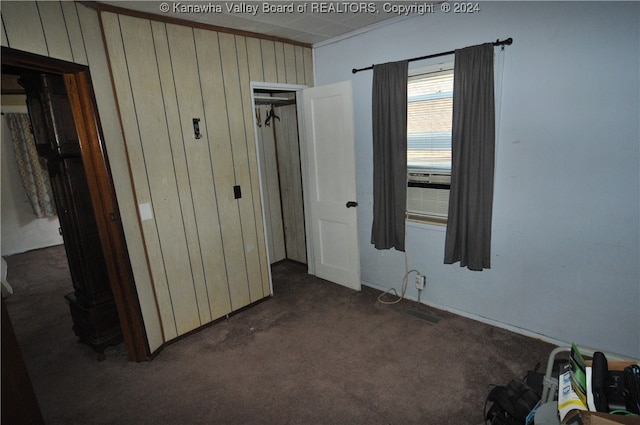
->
2, 47, 150, 362
250, 82, 315, 291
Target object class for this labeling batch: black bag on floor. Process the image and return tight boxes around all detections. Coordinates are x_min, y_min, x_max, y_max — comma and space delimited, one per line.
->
485, 379, 540, 425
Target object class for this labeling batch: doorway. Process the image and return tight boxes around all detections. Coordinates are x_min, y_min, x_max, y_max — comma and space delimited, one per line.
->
252, 81, 361, 292
252, 85, 308, 269
1, 47, 149, 362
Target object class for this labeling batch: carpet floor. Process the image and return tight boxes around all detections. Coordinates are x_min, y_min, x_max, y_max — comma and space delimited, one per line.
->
4, 244, 555, 424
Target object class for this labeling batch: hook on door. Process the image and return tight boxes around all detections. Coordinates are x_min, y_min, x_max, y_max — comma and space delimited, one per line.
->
193, 118, 202, 139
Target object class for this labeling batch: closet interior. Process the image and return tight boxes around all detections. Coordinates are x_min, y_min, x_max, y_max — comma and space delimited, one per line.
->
253, 89, 306, 266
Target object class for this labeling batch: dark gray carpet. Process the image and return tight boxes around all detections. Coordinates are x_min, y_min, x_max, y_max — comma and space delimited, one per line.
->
4, 245, 555, 424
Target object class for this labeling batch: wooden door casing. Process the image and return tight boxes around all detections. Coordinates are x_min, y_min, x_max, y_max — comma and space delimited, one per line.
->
2, 46, 150, 362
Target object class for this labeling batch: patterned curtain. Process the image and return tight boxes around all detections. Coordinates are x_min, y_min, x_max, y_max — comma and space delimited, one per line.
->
5, 113, 56, 218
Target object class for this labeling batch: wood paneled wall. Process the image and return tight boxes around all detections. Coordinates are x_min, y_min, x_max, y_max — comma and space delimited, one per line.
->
256, 104, 287, 264
274, 104, 307, 264
1, 1, 87, 64
1, 0, 314, 347
100, 12, 313, 340
257, 102, 307, 265
1, 1, 164, 352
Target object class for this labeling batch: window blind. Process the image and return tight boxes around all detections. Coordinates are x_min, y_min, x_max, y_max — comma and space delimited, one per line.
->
407, 69, 453, 172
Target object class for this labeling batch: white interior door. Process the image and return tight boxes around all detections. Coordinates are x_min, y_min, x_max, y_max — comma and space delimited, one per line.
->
300, 81, 361, 291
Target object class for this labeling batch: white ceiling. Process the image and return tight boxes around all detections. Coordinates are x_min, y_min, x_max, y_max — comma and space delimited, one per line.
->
98, 1, 423, 45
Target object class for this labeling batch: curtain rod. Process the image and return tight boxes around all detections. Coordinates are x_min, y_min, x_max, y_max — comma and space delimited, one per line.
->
351, 38, 513, 74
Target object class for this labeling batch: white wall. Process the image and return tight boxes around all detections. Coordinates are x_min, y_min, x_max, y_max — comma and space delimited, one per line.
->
1, 106, 64, 255
314, 2, 640, 358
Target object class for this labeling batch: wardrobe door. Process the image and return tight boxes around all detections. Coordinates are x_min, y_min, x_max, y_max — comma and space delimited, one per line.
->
19, 74, 55, 156
59, 157, 112, 305
23, 70, 122, 358
40, 74, 81, 156
47, 159, 85, 297
19, 73, 80, 157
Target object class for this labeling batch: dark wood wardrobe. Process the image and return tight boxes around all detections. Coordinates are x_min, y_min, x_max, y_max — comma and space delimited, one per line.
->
19, 72, 122, 360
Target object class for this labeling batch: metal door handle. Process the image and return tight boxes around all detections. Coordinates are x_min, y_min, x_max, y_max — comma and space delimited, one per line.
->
346, 201, 358, 208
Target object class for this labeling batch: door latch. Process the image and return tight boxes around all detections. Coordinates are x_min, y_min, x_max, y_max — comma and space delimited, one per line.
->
346, 201, 358, 208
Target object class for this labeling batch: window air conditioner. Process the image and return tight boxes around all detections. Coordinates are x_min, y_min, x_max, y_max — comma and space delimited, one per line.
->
407, 169, 451, 185
407, 169, 450, 218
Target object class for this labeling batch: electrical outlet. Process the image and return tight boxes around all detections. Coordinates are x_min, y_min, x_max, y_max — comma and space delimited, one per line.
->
415, 273, 425, 290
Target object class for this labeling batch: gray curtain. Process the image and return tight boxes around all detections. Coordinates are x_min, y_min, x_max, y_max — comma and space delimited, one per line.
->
5, 113, 56, 218
371, 60, 409, 251
444, 43, 495, 270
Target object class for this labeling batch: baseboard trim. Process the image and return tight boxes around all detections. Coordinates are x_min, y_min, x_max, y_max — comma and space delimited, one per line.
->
362, 279, 568, 348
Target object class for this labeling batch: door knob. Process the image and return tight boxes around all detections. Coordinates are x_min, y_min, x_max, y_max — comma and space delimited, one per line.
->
346, 201, 358, 208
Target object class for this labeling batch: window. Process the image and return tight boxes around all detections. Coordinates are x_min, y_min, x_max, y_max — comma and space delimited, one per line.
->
406, 65, 454, 223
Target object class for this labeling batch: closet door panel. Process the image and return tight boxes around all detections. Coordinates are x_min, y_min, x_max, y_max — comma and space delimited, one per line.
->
164, 23, 232, 321
222, 34, 267, 304
118, 15, 200, 336
237, 37, 270, 297
101, 12, 178, 340
194, 29, 249, 311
